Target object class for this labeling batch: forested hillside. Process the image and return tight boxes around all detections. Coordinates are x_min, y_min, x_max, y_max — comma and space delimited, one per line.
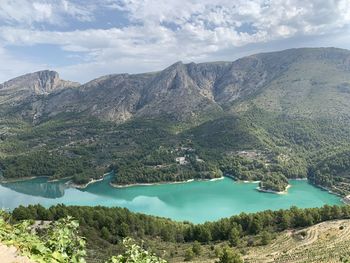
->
7, 204, 350, 262
1, 47, 350, 193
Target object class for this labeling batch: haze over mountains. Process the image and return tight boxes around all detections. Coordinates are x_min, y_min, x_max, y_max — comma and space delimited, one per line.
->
2, 47, 350, 124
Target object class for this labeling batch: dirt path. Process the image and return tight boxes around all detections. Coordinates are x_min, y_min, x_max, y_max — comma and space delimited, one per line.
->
0, 243, 34, 263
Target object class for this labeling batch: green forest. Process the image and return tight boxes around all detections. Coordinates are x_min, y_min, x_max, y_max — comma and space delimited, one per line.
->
1, 108, 350, 193
9, 204, 350, 262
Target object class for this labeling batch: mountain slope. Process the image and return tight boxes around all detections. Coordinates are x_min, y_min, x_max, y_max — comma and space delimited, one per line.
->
0, 70, 79, 105
235, 48, 350, 120
36, 47, 350, 124
3, 47, 350, 124
0, 70, 80, 122
1, 47, 350, 192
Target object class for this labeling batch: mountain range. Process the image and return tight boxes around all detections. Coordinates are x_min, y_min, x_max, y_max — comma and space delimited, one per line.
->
2, 47, 350, 124
1, 47, 350, 193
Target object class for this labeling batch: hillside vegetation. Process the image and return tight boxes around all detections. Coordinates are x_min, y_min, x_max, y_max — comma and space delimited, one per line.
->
9, 204, 350, 263
1, 47, 350, 193
3, 204, 350, 263
0, 211, 166, 263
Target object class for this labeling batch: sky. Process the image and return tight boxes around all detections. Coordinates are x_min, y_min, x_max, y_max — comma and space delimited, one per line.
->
0, 0, 350, 83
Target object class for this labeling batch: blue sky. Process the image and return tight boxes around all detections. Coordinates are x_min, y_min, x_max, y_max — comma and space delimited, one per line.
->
0, 0, 350, 83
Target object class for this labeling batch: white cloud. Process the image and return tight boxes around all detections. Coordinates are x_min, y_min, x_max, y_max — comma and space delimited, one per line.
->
32, 2, 52, 20
0, 0, 96, 26
0, 0, 350, 83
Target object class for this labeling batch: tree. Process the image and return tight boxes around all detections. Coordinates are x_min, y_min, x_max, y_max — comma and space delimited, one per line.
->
229, 227, 240, 247
119, 222, 130, 237
249, 217, 262, 234
101, 226, 111, 241
260, 231, 272, 245
279, 211, 291, 230
107, 238, 166, 263
192, 241, 202, 256
216, 246, 243, 263
184, 248, 195, 261
0, 214, 87, 263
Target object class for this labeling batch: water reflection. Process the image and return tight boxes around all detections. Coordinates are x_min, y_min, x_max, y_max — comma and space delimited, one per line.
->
2, 177, 68, 199
0, 176, 343, 223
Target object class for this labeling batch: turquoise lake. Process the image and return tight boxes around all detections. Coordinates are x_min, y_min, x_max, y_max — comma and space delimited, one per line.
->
0, 177, 342, 223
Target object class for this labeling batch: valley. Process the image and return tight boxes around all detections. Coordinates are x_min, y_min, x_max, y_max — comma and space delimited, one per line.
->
2, 0, 350, 260
1, 48, 350, 195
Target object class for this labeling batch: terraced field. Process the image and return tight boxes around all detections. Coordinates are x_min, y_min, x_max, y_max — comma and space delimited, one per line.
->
244, 220, 350, 263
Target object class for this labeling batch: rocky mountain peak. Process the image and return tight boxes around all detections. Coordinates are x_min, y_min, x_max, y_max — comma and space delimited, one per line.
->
0, 70, 80, 107
1, 70, 80, 95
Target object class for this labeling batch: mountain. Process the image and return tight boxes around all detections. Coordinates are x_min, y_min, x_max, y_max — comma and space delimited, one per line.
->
1, 47, 350, 193
235, 48, 350, 120
8, 47, 348, 124
0, 70, 79, 105
2, 47, 350, 124
0, 70, 80, 121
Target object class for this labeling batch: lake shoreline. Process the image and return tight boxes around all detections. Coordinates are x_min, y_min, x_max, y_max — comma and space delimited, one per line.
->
0, 175, 74, 184
110, 176, 225, 188
342, 195, 350, 204
0, 175, 343, 222
68, 177, 105, 189
0, 174, 227, 190
0, 176, 49, 184
0, 173, 110, 189
256, 184, 291, 195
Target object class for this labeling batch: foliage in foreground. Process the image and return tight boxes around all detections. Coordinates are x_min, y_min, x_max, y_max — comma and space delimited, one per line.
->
107, 238, 166, 263
0, 211, 166, 263
0, 212, 86, 263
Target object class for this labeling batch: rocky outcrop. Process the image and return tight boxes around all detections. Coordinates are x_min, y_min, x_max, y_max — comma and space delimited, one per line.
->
0, 70, 79, 106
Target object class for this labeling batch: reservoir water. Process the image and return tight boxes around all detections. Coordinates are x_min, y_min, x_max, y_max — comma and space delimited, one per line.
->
0, 176, 342, 223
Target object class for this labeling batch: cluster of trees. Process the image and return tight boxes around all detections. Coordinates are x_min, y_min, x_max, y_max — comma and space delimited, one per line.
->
113, 162, 220, 185
218, 155, 301, 192
12, 204, 350, 248
111, 148, 222, 185
0, 151, 101, 184
308, 149, 350, 190
258, 173, 289, 192
12, 205, 187, 244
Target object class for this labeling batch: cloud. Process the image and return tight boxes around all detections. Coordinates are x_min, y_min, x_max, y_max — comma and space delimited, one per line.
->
0, 0, 96, 26
0, 0, 350, 83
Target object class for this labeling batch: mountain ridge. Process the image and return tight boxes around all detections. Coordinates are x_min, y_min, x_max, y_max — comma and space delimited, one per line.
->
2, 47, 350, 123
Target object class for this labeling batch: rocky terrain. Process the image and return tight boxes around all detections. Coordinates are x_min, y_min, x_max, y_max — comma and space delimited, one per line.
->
3, 47, 350, 124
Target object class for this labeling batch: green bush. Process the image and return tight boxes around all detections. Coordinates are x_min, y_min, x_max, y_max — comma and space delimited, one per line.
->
0, 212, 86, 263
106, 238, 166, 263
